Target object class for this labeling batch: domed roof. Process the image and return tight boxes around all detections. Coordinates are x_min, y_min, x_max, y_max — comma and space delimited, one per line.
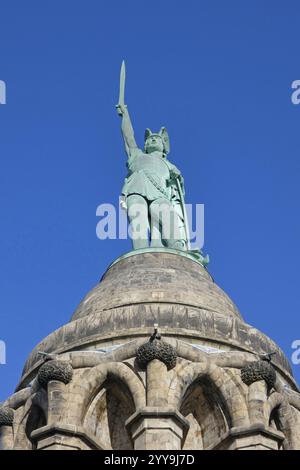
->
71, 250, 243, 321
18, 250, 294, 389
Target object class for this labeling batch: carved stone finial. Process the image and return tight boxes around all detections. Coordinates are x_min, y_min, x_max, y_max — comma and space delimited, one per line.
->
37, 360, 73, 388
241, 360, 276, 388
136, 327, 177, 370
0, 406, 14, 426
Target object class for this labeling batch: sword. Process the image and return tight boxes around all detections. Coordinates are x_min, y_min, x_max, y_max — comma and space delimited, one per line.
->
175, 176, 191, 250
116, 60, 127, 115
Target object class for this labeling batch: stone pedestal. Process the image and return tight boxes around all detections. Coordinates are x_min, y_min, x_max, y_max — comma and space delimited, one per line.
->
126, 407, 189, 450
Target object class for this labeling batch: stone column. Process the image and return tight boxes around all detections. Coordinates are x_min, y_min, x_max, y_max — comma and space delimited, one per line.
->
47, 380, 68, 426
146, 359, 168, 407
223, 359, 284, 450
127, 336, 189, 449
126, 407, 189, 450
248, 380, 268, 425
33, 359, 75, 450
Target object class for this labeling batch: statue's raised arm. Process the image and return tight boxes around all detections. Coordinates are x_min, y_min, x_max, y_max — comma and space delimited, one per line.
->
116, 61, 138, 157
117, 105, 138, 157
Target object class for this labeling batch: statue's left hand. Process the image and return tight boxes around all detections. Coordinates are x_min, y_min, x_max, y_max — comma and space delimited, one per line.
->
169, 170, 180, 184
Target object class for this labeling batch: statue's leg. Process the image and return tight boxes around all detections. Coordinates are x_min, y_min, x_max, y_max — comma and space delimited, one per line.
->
149, 198, 164, 248
149, 207, 163, 248
150, 198, 185, 250
149, 198, 173, 248
127, 194, 149, 250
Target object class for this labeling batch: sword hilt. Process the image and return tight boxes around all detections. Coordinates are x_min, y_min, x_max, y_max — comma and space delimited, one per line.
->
116, 103, 127, 116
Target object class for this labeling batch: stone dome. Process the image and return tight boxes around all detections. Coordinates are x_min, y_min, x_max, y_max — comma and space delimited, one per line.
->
71, 249, 242, 321
18, 250, 295, 390
5, 249, 300, 452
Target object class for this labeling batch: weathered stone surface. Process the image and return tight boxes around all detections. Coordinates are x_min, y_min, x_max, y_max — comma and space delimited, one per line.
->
3, 252, 300, 451
72, 251, 241, 321
18, 253, 294, 390
38, 360, 73, 388
241, 360, 276, 388
3, 343, 300, 450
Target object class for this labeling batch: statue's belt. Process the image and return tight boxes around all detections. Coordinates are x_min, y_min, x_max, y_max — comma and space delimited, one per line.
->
142, 169, 170, 199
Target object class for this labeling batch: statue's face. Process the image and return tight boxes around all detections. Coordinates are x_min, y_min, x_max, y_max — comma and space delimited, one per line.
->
145, 134, 164, 154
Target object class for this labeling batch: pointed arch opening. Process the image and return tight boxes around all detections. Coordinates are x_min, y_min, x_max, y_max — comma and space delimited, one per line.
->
180, 376, 231, 450
83, 376, 135, 450
25, 405, 47, 450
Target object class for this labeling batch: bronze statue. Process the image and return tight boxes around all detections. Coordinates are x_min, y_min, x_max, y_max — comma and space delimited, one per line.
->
116, 61, 189, 251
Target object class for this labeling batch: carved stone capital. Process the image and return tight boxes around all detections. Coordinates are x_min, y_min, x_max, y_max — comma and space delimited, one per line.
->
136, 338, 177, 370
241, 360, 276, 388
0, 406, 14, 426
38, 360, 73, 388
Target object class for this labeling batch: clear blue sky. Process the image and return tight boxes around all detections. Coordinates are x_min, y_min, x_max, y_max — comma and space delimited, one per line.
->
1, 0, 300, 401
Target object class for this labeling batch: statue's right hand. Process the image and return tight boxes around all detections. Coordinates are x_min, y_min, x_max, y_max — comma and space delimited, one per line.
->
116, 104, 127, 116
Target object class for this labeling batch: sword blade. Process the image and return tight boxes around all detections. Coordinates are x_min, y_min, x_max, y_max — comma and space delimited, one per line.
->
118, 60, 126, 106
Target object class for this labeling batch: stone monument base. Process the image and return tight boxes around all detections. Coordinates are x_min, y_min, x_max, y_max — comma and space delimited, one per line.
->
1, 252, 300, 450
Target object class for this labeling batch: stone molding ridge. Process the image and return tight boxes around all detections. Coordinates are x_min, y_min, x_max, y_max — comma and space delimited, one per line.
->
209, 423, 285, 450
30, 423, 111, 450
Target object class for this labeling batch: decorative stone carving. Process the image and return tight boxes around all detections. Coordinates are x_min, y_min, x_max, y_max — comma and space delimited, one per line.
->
0, 406, 14, 426
38, 360, 73, 388
136, 337, 177, 370
241, 360, 276, 388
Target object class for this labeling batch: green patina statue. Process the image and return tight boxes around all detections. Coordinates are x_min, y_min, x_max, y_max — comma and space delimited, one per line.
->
116, 61, 189, 252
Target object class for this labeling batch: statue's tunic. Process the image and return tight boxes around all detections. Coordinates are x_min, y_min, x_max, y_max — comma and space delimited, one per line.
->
122, 148, 180, 202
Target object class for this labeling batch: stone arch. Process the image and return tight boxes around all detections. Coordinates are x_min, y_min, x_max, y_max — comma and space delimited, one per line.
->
13, 392, 47, 450
267, 392, 300, 449
70, 363, 145, 427
25, 405, 47, 449
73, 362, 145, 450
182, 411, 203, 450
180, 376, 229, 449
169, 362, 249, 430
84, 377, 136, 449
